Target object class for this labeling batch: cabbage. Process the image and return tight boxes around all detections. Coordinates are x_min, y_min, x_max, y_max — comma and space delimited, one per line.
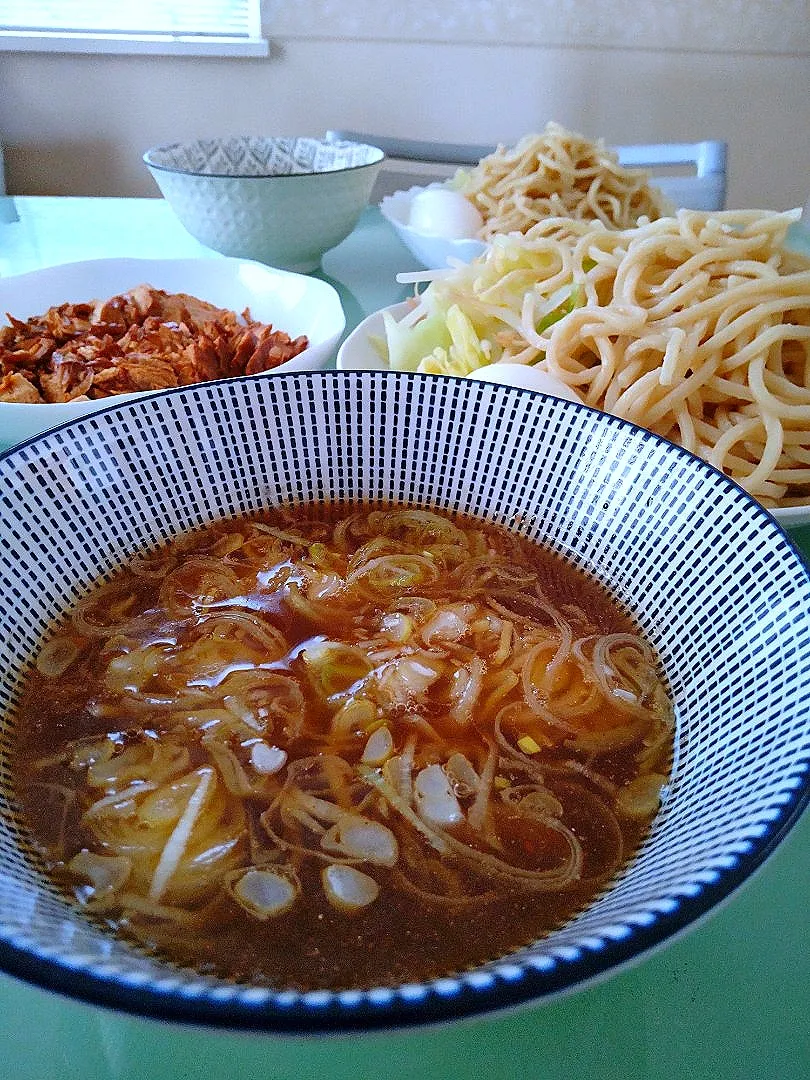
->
383, 307, 453, 372
415, 305, 492, 377
381, 234, 584, 378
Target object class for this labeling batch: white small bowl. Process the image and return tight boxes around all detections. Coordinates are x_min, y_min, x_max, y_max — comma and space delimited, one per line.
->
0, 256, 345, 450
145, 136, 384, 273
337, 302, 810, 529
380, 185, 487, 270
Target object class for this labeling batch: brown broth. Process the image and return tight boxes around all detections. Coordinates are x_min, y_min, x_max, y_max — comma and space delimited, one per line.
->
12, 506, 672, 990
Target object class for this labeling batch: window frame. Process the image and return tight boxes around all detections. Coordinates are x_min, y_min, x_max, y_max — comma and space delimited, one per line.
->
0, 1, 268, 57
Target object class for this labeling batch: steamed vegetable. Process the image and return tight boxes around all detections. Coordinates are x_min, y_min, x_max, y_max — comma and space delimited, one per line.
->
381, 233, 585, 376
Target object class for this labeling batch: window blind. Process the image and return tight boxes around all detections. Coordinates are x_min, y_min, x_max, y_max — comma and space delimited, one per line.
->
0, 1, 264, 46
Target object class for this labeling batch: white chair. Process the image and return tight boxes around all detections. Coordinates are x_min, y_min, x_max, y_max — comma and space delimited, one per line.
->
326, 130, 728, 211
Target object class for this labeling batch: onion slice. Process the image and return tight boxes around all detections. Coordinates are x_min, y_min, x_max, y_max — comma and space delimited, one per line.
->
321, 815, 399, 867
68, 850, 131, 899
228, 866, 300, 918
360, 766, 449, 854
148, 767, 213, 901
250, 742, 288, 775
361, 726, 394, 765
322, 864, 379, 911
616, 772, 667, 818
35, 635, 80, 677
414, 764, 464, 827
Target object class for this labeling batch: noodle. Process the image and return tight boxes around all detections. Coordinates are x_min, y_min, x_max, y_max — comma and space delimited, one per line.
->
457, 123, 672, 240
386, 209, 810, 508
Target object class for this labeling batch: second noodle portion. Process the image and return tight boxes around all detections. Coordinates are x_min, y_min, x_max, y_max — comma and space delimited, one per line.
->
456, 124, 672, 239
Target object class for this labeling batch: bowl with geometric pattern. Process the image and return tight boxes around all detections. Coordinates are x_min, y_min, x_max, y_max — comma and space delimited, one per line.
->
0, 371, 808, 1033
144, 136, 384, 273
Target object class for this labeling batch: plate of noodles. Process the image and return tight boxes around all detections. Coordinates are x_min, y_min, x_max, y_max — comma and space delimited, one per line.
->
379, 123, 674, 271
340, 206, 810, 526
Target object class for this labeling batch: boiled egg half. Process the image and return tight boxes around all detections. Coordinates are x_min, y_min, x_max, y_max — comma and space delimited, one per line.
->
469, 363, 583, 403
407, 187, 484, 240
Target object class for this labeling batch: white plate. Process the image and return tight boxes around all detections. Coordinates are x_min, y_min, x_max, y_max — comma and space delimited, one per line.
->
380, 185, 487, 270
336, 301, 408, 373
0, 256, 345, 450
337, 302, 810, 530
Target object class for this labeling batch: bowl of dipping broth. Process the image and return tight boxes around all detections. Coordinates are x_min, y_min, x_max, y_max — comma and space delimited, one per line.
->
1, 371, 809, 1033
144, 136, 384, 273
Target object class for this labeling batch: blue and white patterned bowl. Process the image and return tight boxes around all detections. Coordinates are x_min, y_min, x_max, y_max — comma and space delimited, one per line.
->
144, 137, 385, 273
1, 372, 809, 1033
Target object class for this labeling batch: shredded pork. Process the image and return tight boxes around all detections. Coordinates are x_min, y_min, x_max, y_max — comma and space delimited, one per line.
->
0, 283, 309, 403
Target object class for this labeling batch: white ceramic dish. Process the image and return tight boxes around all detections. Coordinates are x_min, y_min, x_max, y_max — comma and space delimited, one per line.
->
337, 302, 810, 529
380, 185, 487, 270
0, 257, 345, 450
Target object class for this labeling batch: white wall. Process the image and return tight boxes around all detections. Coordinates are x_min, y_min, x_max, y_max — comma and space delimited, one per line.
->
0, 1, 807, 210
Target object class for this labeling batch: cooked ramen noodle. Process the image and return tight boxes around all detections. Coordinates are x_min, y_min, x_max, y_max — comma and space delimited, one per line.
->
456, 123, 672, 240
384, 209, 810, 508
14, 507, 672, 990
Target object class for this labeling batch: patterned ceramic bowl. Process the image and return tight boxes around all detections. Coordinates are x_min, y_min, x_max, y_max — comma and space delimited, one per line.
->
1, 372, 809, 1033
144, 137, 385, 273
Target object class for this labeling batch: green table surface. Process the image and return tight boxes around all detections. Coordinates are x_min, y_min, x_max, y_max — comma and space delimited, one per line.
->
1, 198, 808, 1080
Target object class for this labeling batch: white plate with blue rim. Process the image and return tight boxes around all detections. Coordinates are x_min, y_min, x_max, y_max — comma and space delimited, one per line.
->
1, 370, 809, 1031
